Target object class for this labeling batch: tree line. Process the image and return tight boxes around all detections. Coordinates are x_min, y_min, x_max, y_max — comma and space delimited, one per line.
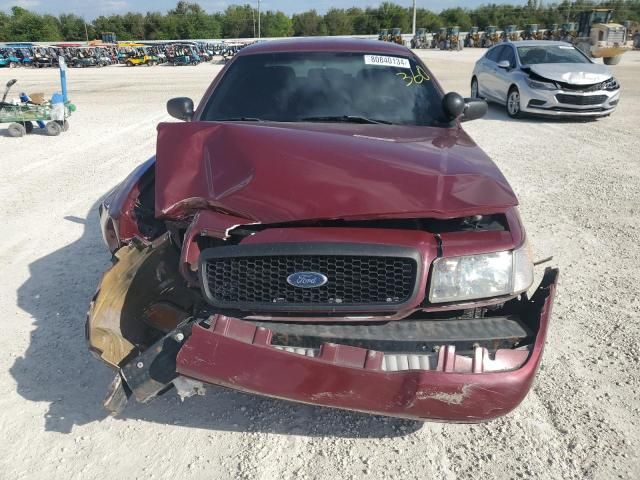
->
1, 0, 639, 42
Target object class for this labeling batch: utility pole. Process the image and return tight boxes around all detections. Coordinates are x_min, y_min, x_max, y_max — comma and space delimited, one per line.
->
258, 0, 261, 39
412, 0, 417, 36
84, 16, 89, 42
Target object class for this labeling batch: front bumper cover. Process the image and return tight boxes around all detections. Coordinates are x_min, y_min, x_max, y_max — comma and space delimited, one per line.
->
519, 83, 620, 117
178, 269, 557, 421
110, 268, 558, 422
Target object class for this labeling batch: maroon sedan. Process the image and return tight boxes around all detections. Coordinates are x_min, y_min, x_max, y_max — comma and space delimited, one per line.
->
88, 38, 558, 422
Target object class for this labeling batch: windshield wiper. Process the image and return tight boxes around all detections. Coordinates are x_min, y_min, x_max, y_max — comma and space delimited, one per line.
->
217, 117, 265, 122
301, 115, 392, 125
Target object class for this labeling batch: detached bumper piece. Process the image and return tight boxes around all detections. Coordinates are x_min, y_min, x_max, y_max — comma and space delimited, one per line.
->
174, 269, 559, 422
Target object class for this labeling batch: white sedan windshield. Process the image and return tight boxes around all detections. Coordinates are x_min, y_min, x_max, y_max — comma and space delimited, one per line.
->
517, 45, 590, 65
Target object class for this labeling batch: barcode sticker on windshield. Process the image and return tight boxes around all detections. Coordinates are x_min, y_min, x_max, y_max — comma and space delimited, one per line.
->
364, 55, 410, 69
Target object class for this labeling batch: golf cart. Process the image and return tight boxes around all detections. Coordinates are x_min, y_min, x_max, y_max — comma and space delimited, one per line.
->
0, 74, 75, 137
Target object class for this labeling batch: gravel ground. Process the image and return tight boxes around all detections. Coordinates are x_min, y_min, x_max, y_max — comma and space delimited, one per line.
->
0, 49, 639, 480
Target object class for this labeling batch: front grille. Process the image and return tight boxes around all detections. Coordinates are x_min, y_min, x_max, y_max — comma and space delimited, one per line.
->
607, 30, 625, 44
556, 94, 608, 105
199, 243, 420, 312
548, 107, 608, 113
556, 81, 603, 93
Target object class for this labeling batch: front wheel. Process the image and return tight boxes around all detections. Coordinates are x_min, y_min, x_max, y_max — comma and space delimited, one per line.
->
471, 77, 479, 98
603, 55, 621, 65
507, 87, 522, 118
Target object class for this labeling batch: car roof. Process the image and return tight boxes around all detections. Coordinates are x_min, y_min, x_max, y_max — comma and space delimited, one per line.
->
237, 37, 412, 56
504, 40, 574, 47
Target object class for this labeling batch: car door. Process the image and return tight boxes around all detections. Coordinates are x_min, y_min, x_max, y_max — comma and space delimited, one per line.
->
479, 45, 504, 101
492, 45, 517, 104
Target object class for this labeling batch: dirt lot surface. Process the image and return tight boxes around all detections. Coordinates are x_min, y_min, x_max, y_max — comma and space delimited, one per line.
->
1, 48, 639, 480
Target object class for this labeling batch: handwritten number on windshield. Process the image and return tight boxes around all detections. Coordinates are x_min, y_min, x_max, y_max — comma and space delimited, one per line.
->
396, 66, 430, 87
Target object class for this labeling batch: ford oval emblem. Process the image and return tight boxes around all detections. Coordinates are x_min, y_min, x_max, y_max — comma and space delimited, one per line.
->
287, 272, 328, 288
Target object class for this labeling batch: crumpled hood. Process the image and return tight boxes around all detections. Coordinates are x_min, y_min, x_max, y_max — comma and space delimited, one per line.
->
155, 122, 518, 223
526, 62, 611, 85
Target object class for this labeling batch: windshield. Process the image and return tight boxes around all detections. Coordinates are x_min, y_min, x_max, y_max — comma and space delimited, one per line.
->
201, 52, 446, 126
517, 45, 590, 64
592, 11, 610, 23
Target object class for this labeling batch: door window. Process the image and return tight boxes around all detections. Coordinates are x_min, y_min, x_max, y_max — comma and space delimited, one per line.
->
486, 45, 503, 62
498, 46, 516, 68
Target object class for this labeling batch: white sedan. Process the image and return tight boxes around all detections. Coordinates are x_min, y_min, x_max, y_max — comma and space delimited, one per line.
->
471, 40, 620, 118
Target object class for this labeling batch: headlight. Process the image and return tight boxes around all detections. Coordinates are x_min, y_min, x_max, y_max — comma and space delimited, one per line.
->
527, 79, 557, 90
602, 77, 620, 91
429, 242, 534, 303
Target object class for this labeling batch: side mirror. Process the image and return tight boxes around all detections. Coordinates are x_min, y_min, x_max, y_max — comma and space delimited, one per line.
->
6, 79, 17, 88
167, 97, 194, 121
442, 92, 487, 122
442, 92, 466, 120
461, 98, 488, 122
497, 60, 511, 69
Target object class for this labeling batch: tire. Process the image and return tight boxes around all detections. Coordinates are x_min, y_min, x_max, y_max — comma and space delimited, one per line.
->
8, 123, 26, 137
22, 121, 34, 134
603, 55, 621, 65
506, 86, 522, 118
9, 61, 17, 68
45, 121, 62, 136
471, 77, 480, 98
61, 120, 70, 132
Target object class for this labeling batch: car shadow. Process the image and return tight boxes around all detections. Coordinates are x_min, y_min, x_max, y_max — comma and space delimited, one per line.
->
482, 103, 600, 124
12, 200, 421, 437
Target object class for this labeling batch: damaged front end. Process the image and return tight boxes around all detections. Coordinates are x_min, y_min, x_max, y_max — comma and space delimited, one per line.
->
87, 122, 558, 422
87, 232, 557, 420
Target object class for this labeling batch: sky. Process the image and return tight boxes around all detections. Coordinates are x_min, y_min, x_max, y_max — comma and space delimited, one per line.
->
1, 0, 520, 19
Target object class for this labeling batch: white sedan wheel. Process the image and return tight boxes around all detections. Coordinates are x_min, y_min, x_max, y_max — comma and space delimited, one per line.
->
471, 78, 479, 98
507, 88, 521, 118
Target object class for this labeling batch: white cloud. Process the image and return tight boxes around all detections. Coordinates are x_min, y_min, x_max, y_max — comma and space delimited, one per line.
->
101, 0, 127, 10
3, 0, 42, 8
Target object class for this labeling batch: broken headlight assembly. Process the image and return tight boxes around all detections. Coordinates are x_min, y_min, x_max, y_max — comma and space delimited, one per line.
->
602, 77, 620, 91
526, 79, 558, 90
429, 242, 534, 303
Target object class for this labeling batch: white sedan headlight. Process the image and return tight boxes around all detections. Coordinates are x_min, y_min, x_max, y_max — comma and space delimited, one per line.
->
429, 242, 534, 303
527, 79, 557, 90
